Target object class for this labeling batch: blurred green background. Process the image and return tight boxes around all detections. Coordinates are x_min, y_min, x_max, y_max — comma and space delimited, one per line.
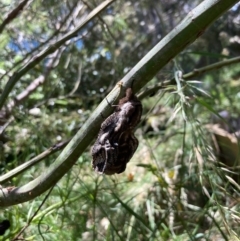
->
0, 0, 240, 240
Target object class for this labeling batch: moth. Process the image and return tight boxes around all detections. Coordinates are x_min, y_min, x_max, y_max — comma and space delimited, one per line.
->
91, 88, 142, 175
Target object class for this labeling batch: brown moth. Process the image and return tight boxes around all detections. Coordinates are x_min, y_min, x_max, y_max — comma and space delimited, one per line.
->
91, 88, 142, 175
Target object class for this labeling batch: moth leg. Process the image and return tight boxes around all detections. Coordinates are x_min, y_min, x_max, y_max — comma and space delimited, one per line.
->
100, 112, 106, 119
116, 81, 123, 88
106, 81, 124, 108
103, 81, 125, 111
101, 140, 116, 173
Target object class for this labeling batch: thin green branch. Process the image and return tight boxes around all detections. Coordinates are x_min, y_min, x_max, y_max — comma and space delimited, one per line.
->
0, 140, 70, 184
0, 0, 32, 34
175, 55, 240, 82
0, 0, 238, 207
0, 0, 116, 110
0, 2, 80, 82
138, 55, 240, 99
12, 185, 54, 241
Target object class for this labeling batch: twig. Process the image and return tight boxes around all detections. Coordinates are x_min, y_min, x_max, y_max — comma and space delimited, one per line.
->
0, 139, 70, 184
138, 55, 240, 99
68, 62, 82, 96
0, 0, 237, 207
82, 0, 116, 41
0, 116, 14, 136
175, 55, 240, 82
0, 0, 32, 34
0, 2, 80, 83
5, 3, 85, 114
12, 185, 55, 241
0, 0, 116, 110
7, 48, 64, 113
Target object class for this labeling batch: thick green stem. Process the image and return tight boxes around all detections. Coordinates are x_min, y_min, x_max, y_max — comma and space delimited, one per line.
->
0, 0, 238, 207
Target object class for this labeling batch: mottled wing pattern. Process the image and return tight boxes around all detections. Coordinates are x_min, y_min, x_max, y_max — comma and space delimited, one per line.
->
91, 113, 119, 173
115, 132, 139, 174
92, 139, 118, 174
91, 88, 142, 175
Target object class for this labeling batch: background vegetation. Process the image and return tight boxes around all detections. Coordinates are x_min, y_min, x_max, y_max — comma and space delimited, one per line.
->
0, 0, 240, 240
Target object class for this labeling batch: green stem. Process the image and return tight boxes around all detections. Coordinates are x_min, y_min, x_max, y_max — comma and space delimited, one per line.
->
0, 0, 116, 110
138, 56, 240, 99
0, 0, 238, 207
